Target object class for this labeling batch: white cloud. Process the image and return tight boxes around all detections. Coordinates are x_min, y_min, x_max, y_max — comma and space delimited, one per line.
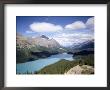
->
65, 21, 86, 30
29, 17, 94, 33
86, 17, 94, 29
30, 22, 63, 32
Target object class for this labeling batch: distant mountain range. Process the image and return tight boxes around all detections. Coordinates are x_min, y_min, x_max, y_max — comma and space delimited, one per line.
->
74, 39, 94, 50
66, 39, 94, 52
66, 39, 94, 57
16, 33, 94, 63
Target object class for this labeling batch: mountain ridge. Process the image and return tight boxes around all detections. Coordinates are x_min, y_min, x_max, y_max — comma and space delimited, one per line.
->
16, 33, 63, 63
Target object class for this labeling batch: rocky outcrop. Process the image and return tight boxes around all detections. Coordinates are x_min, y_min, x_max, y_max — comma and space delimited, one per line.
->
65, 65, 94, 74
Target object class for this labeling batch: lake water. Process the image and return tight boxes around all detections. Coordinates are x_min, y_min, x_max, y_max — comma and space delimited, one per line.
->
16, 53, 73, 74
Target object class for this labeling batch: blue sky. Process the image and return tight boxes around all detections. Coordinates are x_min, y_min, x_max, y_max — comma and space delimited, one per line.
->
16, 16, 94, 46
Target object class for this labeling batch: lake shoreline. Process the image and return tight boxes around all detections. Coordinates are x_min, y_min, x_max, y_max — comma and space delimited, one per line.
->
36, 54, 94, 74
17, 52, 61, 64
16, 53, 73, 74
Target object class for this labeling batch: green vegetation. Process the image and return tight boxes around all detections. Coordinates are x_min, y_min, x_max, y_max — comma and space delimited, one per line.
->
16, 47, 35, 63
35, 54, 94, 74
16, 45, 62, 63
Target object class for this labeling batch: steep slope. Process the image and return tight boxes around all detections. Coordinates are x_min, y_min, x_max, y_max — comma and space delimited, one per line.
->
17, 34, 61, 49
74, 39, 94, 51
16, 33, 34, 49
31, 35, 61, 49
67, 39, 94, 54
16, 33, 62, 63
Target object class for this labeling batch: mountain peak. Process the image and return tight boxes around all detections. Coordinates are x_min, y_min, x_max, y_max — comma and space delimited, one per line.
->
41, 35, 49, 39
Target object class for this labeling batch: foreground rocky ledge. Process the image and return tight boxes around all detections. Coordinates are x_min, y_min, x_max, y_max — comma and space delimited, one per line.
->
65, 65, 94, 74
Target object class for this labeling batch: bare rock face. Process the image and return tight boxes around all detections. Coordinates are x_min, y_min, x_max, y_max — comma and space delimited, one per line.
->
16, 34, 61, 49
16, 34, 33, 48
32, 36, 61, 48
65, 65, 83, 74
16, 34, 62, 63
41, 35, 49, 39
65, 65, 94, 74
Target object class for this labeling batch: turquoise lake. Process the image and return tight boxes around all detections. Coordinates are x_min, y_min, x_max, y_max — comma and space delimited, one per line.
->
16, 53, 73, 74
